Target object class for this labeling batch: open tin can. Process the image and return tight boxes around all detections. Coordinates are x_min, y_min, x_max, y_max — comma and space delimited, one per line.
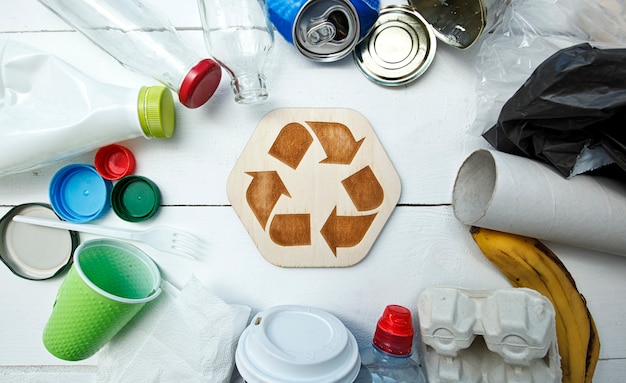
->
354, 0, 508, 86
408, 0, 510, 49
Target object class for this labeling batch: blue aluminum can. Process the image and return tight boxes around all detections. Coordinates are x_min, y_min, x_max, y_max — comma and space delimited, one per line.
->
267, 0, 380, 62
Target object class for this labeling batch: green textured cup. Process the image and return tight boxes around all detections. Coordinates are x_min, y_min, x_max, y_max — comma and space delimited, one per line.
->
42, 239, 161, 361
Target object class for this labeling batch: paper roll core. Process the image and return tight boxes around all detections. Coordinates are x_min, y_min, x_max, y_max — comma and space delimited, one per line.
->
453, 149, 626, 257
453, 149, 497, 224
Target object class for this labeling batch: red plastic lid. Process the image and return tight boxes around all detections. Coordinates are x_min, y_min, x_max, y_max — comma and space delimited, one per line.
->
94, 144, 136, 180
178, 58, 222, 108
373, 305, 414, 356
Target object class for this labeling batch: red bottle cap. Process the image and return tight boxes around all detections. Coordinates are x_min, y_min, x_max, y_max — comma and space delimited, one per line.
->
373, 305, 414, 356
94, 144, 136, 180
179, 58, 222, 108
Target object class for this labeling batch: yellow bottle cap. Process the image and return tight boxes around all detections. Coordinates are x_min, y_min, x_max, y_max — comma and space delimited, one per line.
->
137, 86, 176, 138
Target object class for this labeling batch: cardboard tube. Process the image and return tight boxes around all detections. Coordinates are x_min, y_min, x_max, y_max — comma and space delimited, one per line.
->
453, 149, 626, 256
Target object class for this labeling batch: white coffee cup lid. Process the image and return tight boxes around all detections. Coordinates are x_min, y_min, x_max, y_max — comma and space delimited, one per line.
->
235, 305, 360, 383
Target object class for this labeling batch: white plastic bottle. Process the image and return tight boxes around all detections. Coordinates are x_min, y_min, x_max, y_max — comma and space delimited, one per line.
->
37, 0, 222, 109
0, 41, 175, 177
354, 305, 428, 383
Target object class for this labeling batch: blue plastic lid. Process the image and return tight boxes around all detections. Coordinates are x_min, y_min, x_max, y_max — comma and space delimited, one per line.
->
49, 164, 113, 223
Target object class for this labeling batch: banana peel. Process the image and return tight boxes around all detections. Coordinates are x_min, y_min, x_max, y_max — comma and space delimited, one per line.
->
470, 226, 600, 383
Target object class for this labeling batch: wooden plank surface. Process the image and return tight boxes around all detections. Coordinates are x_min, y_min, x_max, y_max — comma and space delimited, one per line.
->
1, 0, 625, 381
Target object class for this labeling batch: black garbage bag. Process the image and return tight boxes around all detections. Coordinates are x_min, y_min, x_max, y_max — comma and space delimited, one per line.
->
483, 43, 626, 180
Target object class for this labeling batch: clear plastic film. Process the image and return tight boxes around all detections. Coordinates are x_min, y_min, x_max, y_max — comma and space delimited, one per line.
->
471, 0, 626, 137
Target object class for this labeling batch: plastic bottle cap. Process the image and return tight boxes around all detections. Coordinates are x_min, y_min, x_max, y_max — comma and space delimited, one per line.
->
235, 305, 361, 383
111, 175, 161, 222
0, 203, 78, 280
373, 305, 415, 356
49, 164, 113, 223
137, 86, 176, 138
179, 59, 223, 109
94, 144, 136, 180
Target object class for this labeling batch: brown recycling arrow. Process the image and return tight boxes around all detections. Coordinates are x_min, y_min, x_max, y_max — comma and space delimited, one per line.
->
341, 166, 384, 211
307, 121, 364, 164
269, 214, 311, 246
321, 207, 377, 256
245, 171, 290, 229
269, 123, 313, 170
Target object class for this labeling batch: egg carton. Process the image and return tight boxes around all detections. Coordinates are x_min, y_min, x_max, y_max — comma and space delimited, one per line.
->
417, 287, 561, 383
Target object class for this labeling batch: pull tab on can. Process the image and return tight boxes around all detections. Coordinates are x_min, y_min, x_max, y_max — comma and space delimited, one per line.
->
295, 0, 360, 62
305, 18, 337, 46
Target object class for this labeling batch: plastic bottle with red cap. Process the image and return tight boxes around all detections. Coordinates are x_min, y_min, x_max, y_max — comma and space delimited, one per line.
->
354, 305, 428, 383
37, 0, 222, 109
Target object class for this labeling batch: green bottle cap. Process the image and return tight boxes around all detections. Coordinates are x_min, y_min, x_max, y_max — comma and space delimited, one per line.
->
137, 86, 176, 138
111, 175, 161, 222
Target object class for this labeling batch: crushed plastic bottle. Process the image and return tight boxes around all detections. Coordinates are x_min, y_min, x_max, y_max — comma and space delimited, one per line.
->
354, 305, 428, 383
0, 41, 175, 177
38, 0, 222, 108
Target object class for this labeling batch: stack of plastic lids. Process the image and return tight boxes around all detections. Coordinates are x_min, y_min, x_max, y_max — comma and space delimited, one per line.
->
50, 145, 162, 223
49, 164, 113, 223
235, 305, 361, 383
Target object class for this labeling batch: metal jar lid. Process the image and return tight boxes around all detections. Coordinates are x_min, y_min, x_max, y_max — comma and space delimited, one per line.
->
353, 5, 436, 86
0, 203, 78, 280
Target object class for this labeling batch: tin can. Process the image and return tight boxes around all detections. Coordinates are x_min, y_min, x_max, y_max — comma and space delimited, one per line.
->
267, 0, 380, 62
353, 5, 436, 86
408, 0, 510, 49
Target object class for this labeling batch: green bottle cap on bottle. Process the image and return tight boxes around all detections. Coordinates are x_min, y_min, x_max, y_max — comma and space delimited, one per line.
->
137, 86, 176, 138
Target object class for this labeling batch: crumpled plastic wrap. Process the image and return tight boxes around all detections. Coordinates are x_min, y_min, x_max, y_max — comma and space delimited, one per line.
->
483, 43, 626, 178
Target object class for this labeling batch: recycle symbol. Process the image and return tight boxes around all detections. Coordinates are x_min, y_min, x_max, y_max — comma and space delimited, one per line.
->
227, 108, 401, 268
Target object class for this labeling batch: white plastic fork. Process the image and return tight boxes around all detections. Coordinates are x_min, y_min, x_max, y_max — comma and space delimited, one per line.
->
12, 215, 201, 259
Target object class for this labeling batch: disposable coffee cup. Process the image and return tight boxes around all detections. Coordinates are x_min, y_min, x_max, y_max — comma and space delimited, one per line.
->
42, 239, 161, 361
235, 305, 361, 383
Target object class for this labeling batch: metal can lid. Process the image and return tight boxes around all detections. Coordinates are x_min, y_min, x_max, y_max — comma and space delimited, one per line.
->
94, 144, 136, 181
353, 5, 436, 86
49, 164, 112, 223
235, 305, 361, 383
111, 175, 161, 222
0, 203, 78, 280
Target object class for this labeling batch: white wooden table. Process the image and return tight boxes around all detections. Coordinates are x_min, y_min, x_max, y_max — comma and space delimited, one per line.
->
1, 0, 625, 381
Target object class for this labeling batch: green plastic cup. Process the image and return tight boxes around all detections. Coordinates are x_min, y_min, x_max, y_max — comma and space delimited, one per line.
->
42, 239, 162, 361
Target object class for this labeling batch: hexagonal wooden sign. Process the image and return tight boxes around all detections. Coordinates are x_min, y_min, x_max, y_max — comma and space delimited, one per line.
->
227, 108, 401, 267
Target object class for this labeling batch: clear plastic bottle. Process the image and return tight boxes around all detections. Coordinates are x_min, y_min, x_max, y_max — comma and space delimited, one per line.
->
354, 305, 428, 383
0, 41, 175, 177
37, 0, 222, 109
197, 0, 274, 104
